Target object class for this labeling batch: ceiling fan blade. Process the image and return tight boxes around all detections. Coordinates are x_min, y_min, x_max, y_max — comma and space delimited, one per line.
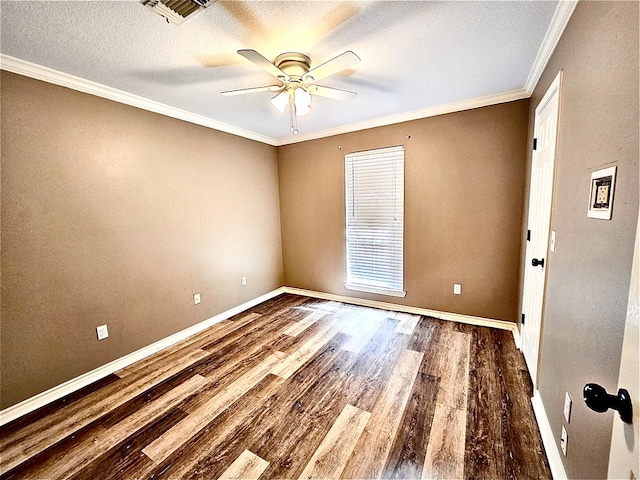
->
237, 49, 290, 81
303, 51, 360, 83
221, 85, 284, 96
308, 85, 357, 101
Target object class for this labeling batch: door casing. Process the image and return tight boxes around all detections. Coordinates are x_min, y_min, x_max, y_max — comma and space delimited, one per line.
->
521, 71, 562, 388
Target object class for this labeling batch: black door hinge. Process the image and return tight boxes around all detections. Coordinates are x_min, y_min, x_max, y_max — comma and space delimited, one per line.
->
527, 229, 531, 241
533, 138, 538, 150
521, 313, 526, 325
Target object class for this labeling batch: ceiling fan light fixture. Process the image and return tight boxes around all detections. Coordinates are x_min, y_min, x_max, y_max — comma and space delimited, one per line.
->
271, 90, 290, 113
294, 87, 312, 116
223, 49, 360, 135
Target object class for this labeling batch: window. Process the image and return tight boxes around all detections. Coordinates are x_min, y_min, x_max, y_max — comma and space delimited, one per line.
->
345, 146, 405, 297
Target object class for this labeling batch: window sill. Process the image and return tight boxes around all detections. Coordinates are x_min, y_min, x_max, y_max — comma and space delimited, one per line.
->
344, 283, 407, 298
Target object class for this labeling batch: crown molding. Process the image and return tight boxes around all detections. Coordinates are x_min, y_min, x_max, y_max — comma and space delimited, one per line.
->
2, 0, 577, 152
283, 0, 580, 147
0, 55, 528, 147
275, 88, 530, 146
525, 0, 579, 94
0, 54, 278, 146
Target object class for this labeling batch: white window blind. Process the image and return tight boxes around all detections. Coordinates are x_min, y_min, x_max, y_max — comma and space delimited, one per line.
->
345, 145, 406, 297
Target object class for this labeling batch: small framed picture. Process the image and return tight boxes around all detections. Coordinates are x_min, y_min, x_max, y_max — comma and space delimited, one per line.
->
587, 166, 617, 220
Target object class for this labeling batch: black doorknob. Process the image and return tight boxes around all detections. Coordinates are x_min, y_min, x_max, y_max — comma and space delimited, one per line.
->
531, 258, 545, 267
583, 383, 633, 424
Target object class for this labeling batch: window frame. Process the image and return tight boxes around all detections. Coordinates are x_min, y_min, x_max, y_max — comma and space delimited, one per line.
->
344, 145, 406, 298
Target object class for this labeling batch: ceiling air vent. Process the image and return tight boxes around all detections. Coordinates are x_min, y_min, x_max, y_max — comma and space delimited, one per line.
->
142, 0, 214, 25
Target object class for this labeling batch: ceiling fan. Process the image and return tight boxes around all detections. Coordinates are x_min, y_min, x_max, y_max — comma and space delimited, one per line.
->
221, 49, 360, 134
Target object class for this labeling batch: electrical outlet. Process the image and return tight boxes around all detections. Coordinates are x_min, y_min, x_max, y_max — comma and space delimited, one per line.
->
193, 293, 201, 305
453, 284, 462, 295
241, 276, 247, 286
560, 425, 568, 456
564, 392, 572, 423
550, 230, 557, 252
96, 324, 109, 340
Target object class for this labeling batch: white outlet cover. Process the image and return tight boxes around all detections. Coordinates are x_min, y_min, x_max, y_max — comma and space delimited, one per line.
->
241, 277, 247, 286
193, 293, 201, 305
561, 425, 568, 456
454, 284, 462, 295
564, 392, 572, 423
96, 324, 109, 340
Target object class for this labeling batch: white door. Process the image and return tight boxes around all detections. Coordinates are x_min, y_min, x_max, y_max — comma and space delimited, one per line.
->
521, 71, 562, 387
607, 212, 639, 479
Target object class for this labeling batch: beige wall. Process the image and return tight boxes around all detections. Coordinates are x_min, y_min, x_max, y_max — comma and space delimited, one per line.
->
0, 72, 283, 409
278, 100, 529, 322
528, 2, 639, 478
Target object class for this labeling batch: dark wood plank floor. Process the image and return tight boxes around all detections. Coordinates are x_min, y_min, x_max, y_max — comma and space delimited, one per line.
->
0, 294, 551, 479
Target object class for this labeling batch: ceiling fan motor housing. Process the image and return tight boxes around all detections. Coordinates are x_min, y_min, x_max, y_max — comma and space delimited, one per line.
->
274, 53, 311, 80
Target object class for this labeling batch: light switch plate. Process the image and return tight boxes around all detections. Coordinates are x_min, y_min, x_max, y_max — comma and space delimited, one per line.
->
564, 392, 572, 423
551, 230, 556, 252
560, 425, 568, 456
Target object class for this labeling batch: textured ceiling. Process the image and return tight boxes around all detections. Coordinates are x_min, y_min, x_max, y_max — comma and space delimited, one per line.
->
0, 1, 560, 144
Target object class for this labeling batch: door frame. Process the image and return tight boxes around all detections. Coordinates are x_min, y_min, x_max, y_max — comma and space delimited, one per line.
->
520, 71, 563, 388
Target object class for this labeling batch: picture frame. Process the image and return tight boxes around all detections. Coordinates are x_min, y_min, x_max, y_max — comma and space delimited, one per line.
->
587, 166, 617, 220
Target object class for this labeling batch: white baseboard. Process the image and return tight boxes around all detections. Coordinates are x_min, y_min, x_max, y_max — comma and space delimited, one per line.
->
1, 285, 520, 426
0, 287, 285, 426
283, 286, 519, 338
531, 390, 568, 479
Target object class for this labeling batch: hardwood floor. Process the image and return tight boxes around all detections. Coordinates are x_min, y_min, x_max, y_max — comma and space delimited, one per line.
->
0, 294, 551, 479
